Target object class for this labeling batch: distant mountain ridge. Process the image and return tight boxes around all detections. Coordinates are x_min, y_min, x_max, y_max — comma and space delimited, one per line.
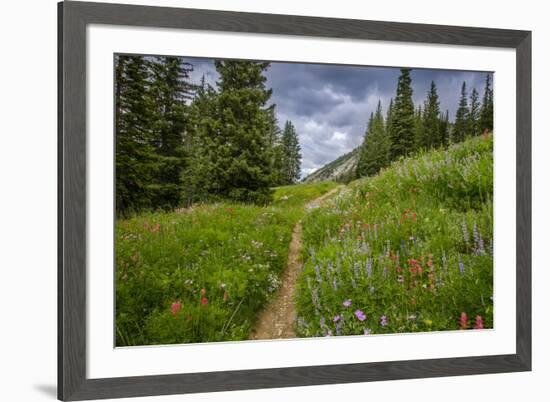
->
302, 147, 360, 184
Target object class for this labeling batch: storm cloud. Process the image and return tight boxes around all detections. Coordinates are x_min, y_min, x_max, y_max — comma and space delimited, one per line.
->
186, 57, 490, 178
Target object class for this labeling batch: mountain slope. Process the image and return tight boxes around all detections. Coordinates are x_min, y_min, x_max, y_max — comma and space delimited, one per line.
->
303, 147, 359, 183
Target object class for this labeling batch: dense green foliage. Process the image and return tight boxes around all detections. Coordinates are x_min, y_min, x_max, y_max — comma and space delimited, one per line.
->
278, 121, 302, 185
356, 72, 493, 180
479, 74, 494, 132
421, 81, 441, 149
115, 56, 194, 215
389, 69, 416, 160
296, 135, 493, 337
115, 56, 302, 215
356, 101, 389, 177
115, 182, 337, 346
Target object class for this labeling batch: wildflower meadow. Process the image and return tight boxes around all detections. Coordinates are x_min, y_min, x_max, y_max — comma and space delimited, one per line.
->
295, 135, 493, 337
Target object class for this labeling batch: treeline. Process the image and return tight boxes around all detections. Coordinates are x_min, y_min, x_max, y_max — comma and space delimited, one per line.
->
356, 69, 493, 178
115, 55, 301, 216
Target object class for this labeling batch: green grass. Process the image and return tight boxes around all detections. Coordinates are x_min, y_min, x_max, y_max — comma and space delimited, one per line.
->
115, 181, 337, 346
295, 135, 493, 337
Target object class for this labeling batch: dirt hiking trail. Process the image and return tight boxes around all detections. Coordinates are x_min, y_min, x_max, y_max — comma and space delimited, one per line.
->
250, 186, 343, 340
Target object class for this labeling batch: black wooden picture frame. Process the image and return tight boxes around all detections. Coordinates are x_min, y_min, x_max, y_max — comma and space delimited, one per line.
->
58, 1, 531, 400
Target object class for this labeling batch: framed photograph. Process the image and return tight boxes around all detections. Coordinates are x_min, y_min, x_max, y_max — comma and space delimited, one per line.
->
58, 1, 531, 400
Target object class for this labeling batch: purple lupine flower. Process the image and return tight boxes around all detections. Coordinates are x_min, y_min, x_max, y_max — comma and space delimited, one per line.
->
458, 255, 465, 274
333, 315, 342, 323
363, 328, 372, 335
320, 316, 326, 328
461, 221, 469, 243
311, 286, 321, 309
343, 299, 352, 307
478, 232, 485, 255
355, 310, 367, 321
314, 265, 322, 283
325, 329, 333, 337
351, 279, 357, 289
353, 262, 360, 278
472, 223, 480, 251
365, 258, 372, 277
335, 322, 342, 336
380, 315, 388, 327
332, 276, 338, 290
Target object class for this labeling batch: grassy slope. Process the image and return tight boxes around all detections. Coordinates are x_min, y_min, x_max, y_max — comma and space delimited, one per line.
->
296, 135, 493, 337
115, 181, 337, 346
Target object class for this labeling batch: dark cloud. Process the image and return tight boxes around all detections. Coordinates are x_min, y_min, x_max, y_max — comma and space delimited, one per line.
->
180, 56, 490, 178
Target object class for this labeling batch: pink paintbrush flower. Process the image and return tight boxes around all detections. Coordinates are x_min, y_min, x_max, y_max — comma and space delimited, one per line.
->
474, 315, 484, 329
170, 301, 181, 316
459, 312, 469, 329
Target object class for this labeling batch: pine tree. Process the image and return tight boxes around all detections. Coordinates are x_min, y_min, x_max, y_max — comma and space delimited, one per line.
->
413, 105, 424, 151
422, 80, 441, 148
453, 81, 469, 143
479, 74, 494, 132
356, 100, 389, 177
181, 76, 218, 205
389, 69, 416, 160
386, 98, 394, 139
280, 121, 302, 184
265, 106, 285, 186
468, 87, 481, 137
115, 55, 156, 216
439, 110, 450, 147
210, 60, 274, 204
149, 56, 194, 209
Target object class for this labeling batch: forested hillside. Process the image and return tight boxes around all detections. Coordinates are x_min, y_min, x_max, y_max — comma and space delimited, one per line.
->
115, 55, 302, 216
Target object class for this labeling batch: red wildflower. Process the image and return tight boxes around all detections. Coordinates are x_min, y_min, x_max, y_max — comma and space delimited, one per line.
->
201, 297, 209, 306
474, 315, 484, 329
460, 312, 469, 329
150, 223, 160, 233
170, 301, 181, 316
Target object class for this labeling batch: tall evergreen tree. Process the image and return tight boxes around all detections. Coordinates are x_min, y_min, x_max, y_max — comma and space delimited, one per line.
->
413, 105, 424, 151
210, 60, 275, 204
453, 81, 469, 143
385, 98, 394, 139
115, 55, 156, 216
265, 106, 286, 186
468, 87, 481, 137
422, 80, 441, 148
439, 110, 450, 147
280, 120, 302, 184
149, 56, 194, 209
356, 100, 389, 177
389, 69, 416, 160
479, 74, 494, 132
181, 76, 218, 205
